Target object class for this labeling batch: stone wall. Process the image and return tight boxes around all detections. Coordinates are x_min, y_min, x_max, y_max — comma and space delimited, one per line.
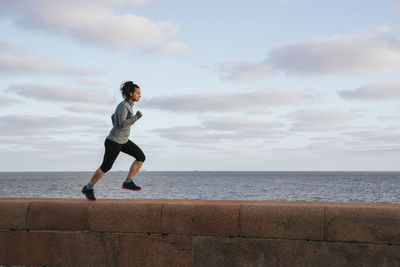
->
1, 198, 400, 266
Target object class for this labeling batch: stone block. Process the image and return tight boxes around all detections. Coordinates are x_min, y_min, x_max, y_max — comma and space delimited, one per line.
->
161, 202, 192, 235
325, 206, 400, 244
0, 231, 52, 266
118, 234, 192, 267
90, 201, 163, 233
0, 199, 30, 230
193, 236, 400, 267
27, 200, 91, 231
240, 204, 324, 240
191, 203, 240, 237
51, 232, 119, 267
162, 202, 241, 237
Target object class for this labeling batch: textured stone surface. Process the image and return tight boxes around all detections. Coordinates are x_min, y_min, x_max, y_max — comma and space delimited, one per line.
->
191, 203, 241, 237
162, 202, 241, 237
0, 199, 30, 229
240, 204, 324, 240
90, 200, 163, 233
27, 200, 91, 231
2, 198, 400, 267
161, 202, 192, 235
118, 234, 192, 267
0, 231, 52, 266
193, 236, 400, 267
325, 206, 400, 244
51, 232, 119, 267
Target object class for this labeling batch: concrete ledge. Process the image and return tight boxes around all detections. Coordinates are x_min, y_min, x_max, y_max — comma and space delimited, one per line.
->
240, 204, 324, 240
119, 234, 192, 267
162, 202, 241, 236
1, 198, 400, 266
192, 236, 400, 267
0, 231, 52, 266
0, 199, 31, 230
51, 232, 119, 267
27, 200, 91, 231
90, 200, 163, 233
325, 206, 400, 244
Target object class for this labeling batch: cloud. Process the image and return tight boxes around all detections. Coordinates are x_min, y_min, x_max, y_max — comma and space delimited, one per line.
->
7, 83, 115, 103
141, 89, 311, 113
299, 136, 400, 160
0, 135, 98, 153
0, 95, 20, 107
0, 40, 104, 77
0, 1, 192, 53
218, 30, 400, 81
0, 114, 107, 137
151, 125, 233, 143
286, 109, 356, 132
97, 0, 155, 7
217, 61, 273, 82
202, 117, 283, 132
336, 129, 400, 157
202, 117, 287, 139
0, 135, 105, 171
73, 78, 110, 88
152, 117, 286, 143
395, 4, 400, 15
266, 31, 400, 75
339, 82, 400, 100
0, 40, 30, 53
65, 104, 114, 114
377, 115, 398, 121
344, 129, 400, 145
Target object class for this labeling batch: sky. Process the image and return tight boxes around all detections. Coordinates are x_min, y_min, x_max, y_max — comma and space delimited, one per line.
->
0, 0, 400, 171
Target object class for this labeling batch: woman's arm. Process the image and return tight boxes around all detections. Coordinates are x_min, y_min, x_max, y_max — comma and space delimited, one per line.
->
117, 106, 142, 127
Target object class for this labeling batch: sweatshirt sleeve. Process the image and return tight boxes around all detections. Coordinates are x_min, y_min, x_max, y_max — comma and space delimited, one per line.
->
111, 113, 115, 124
117, 104, 140, 127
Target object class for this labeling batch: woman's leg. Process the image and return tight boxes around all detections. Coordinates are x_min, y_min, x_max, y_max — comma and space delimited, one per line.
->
89, 139, 122, 186
127, 161, 143, 179
121, 140, 146, 179
88, 168, 104, 187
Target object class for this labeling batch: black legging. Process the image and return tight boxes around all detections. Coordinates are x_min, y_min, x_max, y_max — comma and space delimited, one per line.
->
100, 139, 146, 173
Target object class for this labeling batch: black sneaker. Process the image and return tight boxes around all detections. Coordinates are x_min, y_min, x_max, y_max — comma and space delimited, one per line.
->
122, 181, 141, 191
81, 186, 96, 201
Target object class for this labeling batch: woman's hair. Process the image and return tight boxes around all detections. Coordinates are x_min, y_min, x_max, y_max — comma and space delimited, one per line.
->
120, 81, 140, 99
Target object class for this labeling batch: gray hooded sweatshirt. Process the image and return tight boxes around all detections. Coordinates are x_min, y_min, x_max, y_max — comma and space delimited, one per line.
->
106, 100, 142, 144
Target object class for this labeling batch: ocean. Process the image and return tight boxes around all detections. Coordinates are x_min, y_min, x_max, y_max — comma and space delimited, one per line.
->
0, 171, 399, 203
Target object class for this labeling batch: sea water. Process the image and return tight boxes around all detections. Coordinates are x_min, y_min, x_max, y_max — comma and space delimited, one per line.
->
0, 171, 399, 203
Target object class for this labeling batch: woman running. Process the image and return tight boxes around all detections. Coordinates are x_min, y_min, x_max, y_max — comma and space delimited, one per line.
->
81, 81, 146, 201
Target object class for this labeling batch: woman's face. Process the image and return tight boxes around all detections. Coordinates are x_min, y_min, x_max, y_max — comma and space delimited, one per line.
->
130, 87, 141, 102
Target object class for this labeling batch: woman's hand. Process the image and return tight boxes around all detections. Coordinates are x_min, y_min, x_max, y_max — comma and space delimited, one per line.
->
136, 111, 143, 119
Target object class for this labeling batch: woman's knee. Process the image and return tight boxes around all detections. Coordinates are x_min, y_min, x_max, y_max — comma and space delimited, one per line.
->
100, 163, 112, 173
137, 154, 146, 163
